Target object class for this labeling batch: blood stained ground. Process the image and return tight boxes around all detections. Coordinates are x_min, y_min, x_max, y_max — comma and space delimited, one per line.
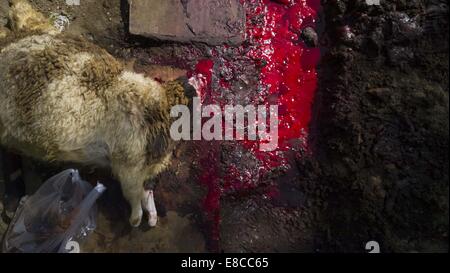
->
188, 0, 321, 249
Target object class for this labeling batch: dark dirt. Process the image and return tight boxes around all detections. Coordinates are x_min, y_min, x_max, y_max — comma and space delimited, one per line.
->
0, 0, 448, 253
307, 0, 449, 252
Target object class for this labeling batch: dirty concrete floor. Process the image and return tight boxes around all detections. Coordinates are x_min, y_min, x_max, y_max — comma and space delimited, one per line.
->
1, 0, 449, 253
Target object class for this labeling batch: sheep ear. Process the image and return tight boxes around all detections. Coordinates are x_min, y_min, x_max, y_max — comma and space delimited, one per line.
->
8, 0, 56, 34
175, 76, 197, 100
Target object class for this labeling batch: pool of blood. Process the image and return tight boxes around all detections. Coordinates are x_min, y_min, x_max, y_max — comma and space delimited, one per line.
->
188, 0, 321, 250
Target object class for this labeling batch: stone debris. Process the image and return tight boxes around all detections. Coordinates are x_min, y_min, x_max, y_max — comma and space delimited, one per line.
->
301, 27, 319, 48
50, 13, 71, 32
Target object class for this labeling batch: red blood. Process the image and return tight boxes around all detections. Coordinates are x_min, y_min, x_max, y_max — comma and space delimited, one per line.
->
189, 0, 321, 251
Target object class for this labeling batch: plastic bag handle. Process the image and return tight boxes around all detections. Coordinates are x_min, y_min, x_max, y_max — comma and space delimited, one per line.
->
58, 183, 106, 253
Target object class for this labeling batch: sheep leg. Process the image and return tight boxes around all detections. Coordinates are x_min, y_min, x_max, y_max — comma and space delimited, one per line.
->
122, 185, 144, 227
142, 189, 158, 227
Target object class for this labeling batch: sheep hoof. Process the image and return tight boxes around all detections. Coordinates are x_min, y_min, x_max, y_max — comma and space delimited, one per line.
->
129, 208, 143, 227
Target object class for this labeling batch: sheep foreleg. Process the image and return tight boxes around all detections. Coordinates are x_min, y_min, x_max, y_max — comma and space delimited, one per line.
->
142, 189, 158, 227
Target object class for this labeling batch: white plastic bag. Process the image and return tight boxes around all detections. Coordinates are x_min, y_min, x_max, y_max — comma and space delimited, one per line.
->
2, 169, 106, 253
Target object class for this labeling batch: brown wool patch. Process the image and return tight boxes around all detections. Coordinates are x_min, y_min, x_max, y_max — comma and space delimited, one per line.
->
163, 81, 189, 108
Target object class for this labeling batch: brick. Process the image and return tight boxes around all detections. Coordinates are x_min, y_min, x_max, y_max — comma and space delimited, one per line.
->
129, 0, 246, 45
